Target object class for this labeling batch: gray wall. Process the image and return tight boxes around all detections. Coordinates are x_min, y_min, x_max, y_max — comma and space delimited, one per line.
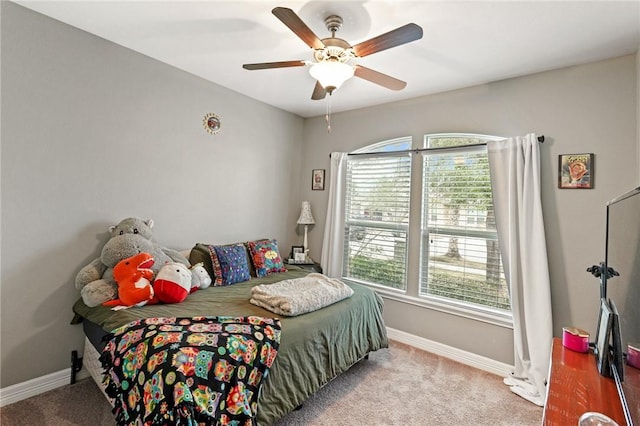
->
0, 2, 303, 387
299, 54, 638, 364
1, 1, 638, 387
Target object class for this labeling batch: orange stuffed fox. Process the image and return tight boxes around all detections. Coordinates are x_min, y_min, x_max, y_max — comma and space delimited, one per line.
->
103, 252, 158, 308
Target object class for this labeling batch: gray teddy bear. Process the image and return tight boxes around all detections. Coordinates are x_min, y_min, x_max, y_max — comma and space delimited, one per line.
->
75, 217, 190, 307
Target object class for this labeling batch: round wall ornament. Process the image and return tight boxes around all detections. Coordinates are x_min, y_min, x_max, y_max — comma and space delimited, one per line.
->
203, 113, 221, 135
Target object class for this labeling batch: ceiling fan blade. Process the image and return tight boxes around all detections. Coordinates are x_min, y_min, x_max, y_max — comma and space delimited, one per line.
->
243, 60, 306, 70
272, 7, 325, 50
354, 65, 407, 90
311, 81, 327, 100
352, 23, 423, 58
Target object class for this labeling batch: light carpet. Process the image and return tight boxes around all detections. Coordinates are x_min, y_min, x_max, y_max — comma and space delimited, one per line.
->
0, 340, 542, 425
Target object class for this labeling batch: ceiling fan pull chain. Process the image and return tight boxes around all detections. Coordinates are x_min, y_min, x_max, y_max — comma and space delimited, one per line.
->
325, 96, 332, 133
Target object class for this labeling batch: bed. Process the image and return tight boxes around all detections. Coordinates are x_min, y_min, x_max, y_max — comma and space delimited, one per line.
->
71, 253, 388, 425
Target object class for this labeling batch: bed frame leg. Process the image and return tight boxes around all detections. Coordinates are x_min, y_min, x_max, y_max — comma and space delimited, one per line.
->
70, 350, 83, 385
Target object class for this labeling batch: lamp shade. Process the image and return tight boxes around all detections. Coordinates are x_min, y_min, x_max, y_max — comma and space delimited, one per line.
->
309, 61, 354, 93
297, 201, 315, 225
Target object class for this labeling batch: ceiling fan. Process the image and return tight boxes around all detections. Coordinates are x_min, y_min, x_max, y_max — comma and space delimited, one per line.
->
242, 7, 423, 100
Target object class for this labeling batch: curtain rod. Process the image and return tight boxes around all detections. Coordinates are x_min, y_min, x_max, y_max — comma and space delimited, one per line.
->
341, 135, 545, 158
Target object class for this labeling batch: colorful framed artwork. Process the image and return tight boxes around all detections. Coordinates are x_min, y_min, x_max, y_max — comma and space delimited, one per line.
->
558, 153, 594, 189
312, 169, 325, 191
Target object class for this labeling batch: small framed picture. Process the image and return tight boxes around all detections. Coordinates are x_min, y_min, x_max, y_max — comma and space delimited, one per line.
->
291, 245, 304, 258
312, 169, 325, 191
558, 153, 594, 189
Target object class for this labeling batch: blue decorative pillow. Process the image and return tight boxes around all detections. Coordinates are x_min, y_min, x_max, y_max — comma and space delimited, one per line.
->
212, 244, 250, 285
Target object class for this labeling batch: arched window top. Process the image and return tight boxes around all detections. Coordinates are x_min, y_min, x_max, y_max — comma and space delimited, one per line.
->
424, 133, 503, 148
352, 136, 412, 154
351, 133, 506, 155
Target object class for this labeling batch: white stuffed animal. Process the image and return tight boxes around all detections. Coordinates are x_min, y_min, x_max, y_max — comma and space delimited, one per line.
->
190, 262, 212, 292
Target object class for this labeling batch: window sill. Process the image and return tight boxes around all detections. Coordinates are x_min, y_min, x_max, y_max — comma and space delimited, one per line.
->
352, 281, 514, 329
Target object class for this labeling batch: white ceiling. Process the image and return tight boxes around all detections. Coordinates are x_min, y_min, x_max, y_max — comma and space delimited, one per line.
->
14, 1, 640, 118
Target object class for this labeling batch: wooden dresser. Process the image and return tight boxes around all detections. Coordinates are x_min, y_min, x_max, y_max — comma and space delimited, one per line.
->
543, 338, 626, 425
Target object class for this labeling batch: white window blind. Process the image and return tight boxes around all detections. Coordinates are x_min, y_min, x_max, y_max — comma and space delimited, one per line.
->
420, 138, 510, 311
342, 153, 411, 290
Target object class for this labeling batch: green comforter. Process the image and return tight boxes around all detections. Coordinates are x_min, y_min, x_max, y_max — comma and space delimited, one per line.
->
72, 266, 388, 425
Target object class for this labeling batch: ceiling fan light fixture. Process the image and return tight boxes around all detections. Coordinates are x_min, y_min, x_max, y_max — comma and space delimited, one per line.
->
309, 60, 354, 94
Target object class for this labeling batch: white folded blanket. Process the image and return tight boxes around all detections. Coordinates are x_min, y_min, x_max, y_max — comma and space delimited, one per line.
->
250, 273, 354, 316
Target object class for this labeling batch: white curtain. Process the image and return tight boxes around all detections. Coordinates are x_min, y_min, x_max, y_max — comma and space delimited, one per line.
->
320, 152, 348, 277
487, 133, 553, 406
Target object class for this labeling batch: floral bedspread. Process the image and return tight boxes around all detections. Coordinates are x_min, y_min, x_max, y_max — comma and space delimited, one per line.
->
100, 316, 281, 426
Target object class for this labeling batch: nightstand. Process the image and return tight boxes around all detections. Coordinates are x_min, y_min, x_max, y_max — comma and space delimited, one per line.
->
285, 259, 322, 274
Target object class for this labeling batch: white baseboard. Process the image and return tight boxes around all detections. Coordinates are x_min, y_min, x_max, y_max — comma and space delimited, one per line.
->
0, 367, 89, 407
1, 329, 511, 407
386, 327, 514, 377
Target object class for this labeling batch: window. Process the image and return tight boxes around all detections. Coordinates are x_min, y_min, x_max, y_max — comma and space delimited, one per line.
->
341, 134, 510, 319
420, 135, 509, 312
342, 138, 411, 290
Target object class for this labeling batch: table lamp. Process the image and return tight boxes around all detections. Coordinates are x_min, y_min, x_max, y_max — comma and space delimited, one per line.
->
296, 201, 315, 255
